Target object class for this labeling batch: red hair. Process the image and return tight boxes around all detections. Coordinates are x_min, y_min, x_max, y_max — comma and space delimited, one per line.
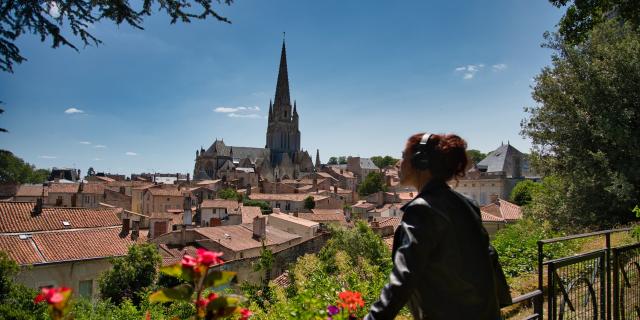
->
404, 133, 469, 182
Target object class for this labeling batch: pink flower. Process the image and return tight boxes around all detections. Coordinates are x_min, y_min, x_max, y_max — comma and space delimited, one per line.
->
239, 308, 252, 320
196, 248, 224, 267
181, 255, 197, 268
196, 292, 219, 308
34, 287, 70, 305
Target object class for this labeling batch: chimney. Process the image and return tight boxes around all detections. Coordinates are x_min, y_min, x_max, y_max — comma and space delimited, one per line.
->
293, 210, 299, 217
334, 185, 338, 194
371, 220, 380, 228
490, 194, 499, 204
183, 196, 192, 225
180, 224, 187, 246
340, 169, 344, 174
78, 181, 84, 193
32, 198, 43, 216
122, 218, 130, 234
409, 192, 414, 198
187, 173, 190, 184
246, 184, 252, 196
132, 220, 140, 240
119, 186, 126, 195
253, 216, 267, 241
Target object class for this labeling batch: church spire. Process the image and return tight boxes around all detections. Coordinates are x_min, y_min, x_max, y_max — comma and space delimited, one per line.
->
274, 39, 291, 108
315, 149, 321, 168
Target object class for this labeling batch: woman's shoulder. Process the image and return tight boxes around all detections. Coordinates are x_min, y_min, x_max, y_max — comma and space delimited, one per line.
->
401, 195, 450, 225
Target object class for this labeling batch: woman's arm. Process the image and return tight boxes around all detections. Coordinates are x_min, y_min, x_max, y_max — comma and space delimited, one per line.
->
365, 200, 441, 320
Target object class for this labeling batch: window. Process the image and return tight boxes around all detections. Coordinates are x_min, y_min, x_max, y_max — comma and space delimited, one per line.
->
79, 280, 93, 298
275, 202, 281, 208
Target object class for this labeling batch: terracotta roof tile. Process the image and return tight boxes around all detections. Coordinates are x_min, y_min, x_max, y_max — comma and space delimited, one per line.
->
272, 271, 290, 288
80, 183, 105, 194
480, 211, 506, 222
241, 206, 263, 224
269, 213, 319, 228
0, 202, 122, 233
32, 227, 146, 264
480, 199, 522, 221
374, 217, 402, 231
194, 224, 300, 252
48, 183, 79, 194
0, 227, 147, 265
147, 187, 185, 197
15, 185, 48, 197
201, 199, 239, 211
249, 193, 328, 202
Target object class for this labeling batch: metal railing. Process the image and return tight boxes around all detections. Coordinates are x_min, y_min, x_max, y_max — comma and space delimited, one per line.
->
501, 228, 636, 320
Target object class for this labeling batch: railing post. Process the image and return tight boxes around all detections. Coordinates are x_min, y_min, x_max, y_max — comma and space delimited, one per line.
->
606, 233, 612, 320
612, 248, 619, 320
538, 240, 544, 319
548, 261, 555, 320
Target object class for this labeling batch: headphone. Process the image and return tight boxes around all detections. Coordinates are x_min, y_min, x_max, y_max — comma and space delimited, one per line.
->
411, 133, 435, 170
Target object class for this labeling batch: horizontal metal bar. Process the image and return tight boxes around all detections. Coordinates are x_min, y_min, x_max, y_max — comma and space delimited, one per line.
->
543, 249, 605, 268
539, 228, 631, 244
611, 242, 640, 254
511, 290, 543, 304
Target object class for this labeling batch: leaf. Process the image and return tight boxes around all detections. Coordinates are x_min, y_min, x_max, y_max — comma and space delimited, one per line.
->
202, 270, 236, 289
159, 264, 194, 282
206, 294, 245, 316
149, 284, 194, 302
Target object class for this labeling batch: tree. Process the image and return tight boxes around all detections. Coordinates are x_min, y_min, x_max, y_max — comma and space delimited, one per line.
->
521, 20, 640, 228
327, 157, 338, 165
0, 150, 51, 183
338, 156, 347, 165
217, 188, 240, 201
243, 199, 272, 214
370, 156, 399, 169
87, 167, 96, 177
98, 243, 161, 305
466, 149, 486, 165
0, 0, 234, 73
357, 172, 386, 197
303, 196, 315, 211
0, 251, 47, 319
549, 0, 640, 44
509, 180, 542, 206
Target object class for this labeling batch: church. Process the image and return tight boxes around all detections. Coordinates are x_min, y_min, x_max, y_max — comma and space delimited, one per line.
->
193, 41, 319, 184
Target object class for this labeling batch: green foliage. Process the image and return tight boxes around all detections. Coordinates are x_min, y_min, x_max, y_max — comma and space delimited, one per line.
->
549, 0, 640, 45
327, 157, 338, 165
247, 227, 391, 320
0, 252, 48, 319
243, 199, 271, 214
0, 150, 51, 184
338, 156, 347, 165
218, 188, 240, 201
303, 196, 315, 210
492, 218, 579, 279
466, 149, 486, 164
0, 0, 234, 73
522, 20, 640, 229
98, 243, 162, 305
357, 171, 387, 196
370, 156, 399, 169
509, 180, 542, 206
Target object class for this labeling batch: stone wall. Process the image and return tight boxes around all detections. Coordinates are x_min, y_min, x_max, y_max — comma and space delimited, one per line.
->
104, 189, 132, 210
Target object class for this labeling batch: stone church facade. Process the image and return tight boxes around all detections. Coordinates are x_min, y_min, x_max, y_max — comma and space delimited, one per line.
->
193, 41, 317, 184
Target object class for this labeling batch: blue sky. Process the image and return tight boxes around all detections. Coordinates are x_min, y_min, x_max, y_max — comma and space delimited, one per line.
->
0, 0, 563, 175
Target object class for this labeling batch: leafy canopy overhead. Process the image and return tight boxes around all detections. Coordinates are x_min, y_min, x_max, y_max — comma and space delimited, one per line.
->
0, 150, 50, 184
521, 20, 640, 228
0, 0, 234, 72
549, 0, 640, 44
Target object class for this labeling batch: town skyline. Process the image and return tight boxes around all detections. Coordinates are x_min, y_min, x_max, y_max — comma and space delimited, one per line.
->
0, 0, 562, 174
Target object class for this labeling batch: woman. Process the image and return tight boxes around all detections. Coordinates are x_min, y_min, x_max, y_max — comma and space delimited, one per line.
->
365, 133, 510, 320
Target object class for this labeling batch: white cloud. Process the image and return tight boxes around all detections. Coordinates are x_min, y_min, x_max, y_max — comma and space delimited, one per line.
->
48, 2, 60, 18
39, 155, 57, 159
64, 107, 84, 114
228, 113, 262, 118
94, 145, 107, 149
214, 106, 260, 113
492, 63, 508, 71
79, 141, 91, 145
125, 152, 137, 156
454, 64, 485, 80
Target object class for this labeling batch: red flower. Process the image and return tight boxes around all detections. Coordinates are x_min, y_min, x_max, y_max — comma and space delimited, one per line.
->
196, 292, 218, 308
34, 287, 71, 305
196, 248, 224, 267
239, 308, 252, 320
338, 290, 365, 312
181, 255, 197, 268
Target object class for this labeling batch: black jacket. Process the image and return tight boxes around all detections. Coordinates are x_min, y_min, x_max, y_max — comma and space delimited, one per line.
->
365, 180, 511, 320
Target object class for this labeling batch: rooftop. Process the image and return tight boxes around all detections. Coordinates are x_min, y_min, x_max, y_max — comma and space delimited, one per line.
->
15, 184, 47, 197
269, 212, 320, 228
0, 202, 122, 233
194, 224, 300, 252
201, 199, 240, 211
249, 193, 328, 202
480, 199, 523, 221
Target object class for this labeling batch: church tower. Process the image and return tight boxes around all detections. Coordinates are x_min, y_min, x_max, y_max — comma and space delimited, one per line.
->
266, 40, 301, 159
